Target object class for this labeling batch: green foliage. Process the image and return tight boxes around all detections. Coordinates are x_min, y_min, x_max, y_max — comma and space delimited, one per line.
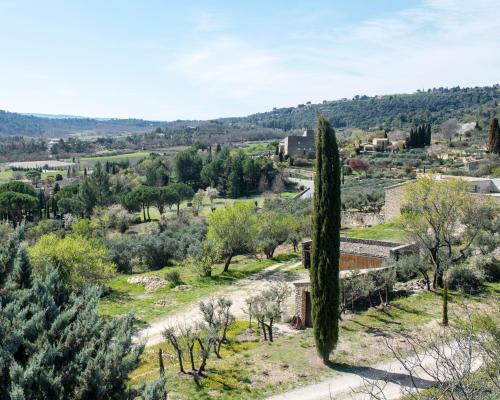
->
206, 202, 258, 271
135, 154, 170, 186
105, 219, 206, 272
166, 270, 182, 287
244, 86, 500, 130
408, 123, 431, 148
28, 233, 116, 287
256, 211, 294, 258
0, 230, 166, 399
174, 148, 203, 188
310, 116, 341, 362
201, 146, 276, 198
448, 263, 485, 293
401, 175, 498, 288
0, 182, 37, 226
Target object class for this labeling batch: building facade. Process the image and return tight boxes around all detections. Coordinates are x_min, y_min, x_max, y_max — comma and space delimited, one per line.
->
279, 128, 315, 157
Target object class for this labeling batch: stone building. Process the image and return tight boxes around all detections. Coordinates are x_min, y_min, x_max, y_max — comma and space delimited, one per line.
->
384, 175, 500, 220
279, 128, 315, 157
294, 237, 416, 327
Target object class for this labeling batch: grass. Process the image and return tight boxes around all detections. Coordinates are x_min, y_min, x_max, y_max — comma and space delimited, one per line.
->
342, 220, 406, 242
99, 255, 287, 325
130, 281, 499, 399
79, 151, 153, 161
135, 192, 300, 222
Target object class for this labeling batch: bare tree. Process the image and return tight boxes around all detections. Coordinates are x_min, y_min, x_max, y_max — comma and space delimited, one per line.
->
199, 296, 234, 358
439, 118, 459, 144
250, 281, 290, 342
355, 309, 499, 399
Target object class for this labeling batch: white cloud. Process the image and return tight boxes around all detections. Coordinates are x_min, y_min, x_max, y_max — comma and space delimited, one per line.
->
191, 10, 225, 33
163, 0, 499, 119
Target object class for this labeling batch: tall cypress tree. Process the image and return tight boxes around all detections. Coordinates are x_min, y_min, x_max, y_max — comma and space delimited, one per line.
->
488, 118, 500, 155
310, 116, 341, 363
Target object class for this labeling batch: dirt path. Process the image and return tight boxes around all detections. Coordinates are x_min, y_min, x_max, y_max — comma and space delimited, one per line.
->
134, 261, 303, 347
267, 342, 474, 400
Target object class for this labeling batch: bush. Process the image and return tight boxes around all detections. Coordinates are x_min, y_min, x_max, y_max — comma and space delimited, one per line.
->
165, 270, 181, 287
448, 264, 485, 293
27, 219, 64, 241
473, 255, 500, 282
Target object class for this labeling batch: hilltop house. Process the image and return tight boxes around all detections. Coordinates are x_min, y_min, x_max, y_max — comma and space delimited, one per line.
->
279, 128, 315, 158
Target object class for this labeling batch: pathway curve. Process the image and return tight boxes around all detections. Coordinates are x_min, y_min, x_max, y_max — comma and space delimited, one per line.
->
268, 342, 474, 400
134, 261, 303, 347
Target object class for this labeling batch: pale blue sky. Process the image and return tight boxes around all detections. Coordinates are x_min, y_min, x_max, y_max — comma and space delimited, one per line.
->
0, 0, 498, 120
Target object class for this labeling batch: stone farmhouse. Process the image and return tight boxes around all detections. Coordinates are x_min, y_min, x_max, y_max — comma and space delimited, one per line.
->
360, 137, 390, 153
279, 128, 315, 158
294, 237, 416, 327
384, 174, 500, 220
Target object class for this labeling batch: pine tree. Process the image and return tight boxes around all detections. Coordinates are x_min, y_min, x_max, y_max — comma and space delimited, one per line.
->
488, 118, 500, 155
310, 116, 341, 363
0, 229, 166, 400
8, 243, 32, 289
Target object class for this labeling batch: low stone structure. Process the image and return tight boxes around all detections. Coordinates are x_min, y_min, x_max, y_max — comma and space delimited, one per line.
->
301, 237, 416, 270
295, 237, 416, 327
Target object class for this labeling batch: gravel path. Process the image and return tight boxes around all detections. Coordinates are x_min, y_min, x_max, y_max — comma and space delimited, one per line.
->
267, 342, 477, 400
134, 261, 303, 347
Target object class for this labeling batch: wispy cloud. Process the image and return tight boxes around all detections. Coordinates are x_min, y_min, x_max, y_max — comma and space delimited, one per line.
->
164, 0, 499, 118
191, 10, 225, 33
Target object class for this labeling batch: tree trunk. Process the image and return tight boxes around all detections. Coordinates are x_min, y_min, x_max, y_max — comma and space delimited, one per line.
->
442, 279, 448, 326
176, 201, 180, 216
223, 254, 233, 272
268, 320, 273, 342
188, 345, 195, 371
176, 349, 185, 374
142, 204, 147, 222
158, 349, 165, 376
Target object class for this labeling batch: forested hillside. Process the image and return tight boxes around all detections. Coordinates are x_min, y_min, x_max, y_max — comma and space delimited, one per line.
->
0, 111, 160, 137
234, 85, 500, 130
1, 85, 499, 137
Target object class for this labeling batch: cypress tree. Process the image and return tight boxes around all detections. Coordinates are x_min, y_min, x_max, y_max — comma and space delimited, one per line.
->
488, 118, 500, 155
310, 116, 341, 363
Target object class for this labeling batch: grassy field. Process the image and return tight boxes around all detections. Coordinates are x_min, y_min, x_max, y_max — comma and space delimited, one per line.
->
342, 220, 406, 242
136, 191, 301, 222
78, 147, 186, 167
130, 282, 499, 399
99, 253, 298, 325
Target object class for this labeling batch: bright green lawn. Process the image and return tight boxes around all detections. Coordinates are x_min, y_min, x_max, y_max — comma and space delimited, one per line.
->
342, 221, 406, 242
79, 151, 152, 161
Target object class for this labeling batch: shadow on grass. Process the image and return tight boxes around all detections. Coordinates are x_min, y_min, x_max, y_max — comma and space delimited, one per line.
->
326, 362, 436, 390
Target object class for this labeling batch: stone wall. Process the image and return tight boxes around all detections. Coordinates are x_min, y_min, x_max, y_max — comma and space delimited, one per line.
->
341, 211, 385, 227
384, 182, 408, 220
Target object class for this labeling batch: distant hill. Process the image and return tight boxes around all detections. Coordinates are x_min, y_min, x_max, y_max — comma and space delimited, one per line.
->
1, 85, 499, 137
229, 85, 500, 131
0, 110, 167, 137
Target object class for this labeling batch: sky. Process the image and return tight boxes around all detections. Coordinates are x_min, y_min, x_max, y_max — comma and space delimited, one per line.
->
0, 0, 499, 121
